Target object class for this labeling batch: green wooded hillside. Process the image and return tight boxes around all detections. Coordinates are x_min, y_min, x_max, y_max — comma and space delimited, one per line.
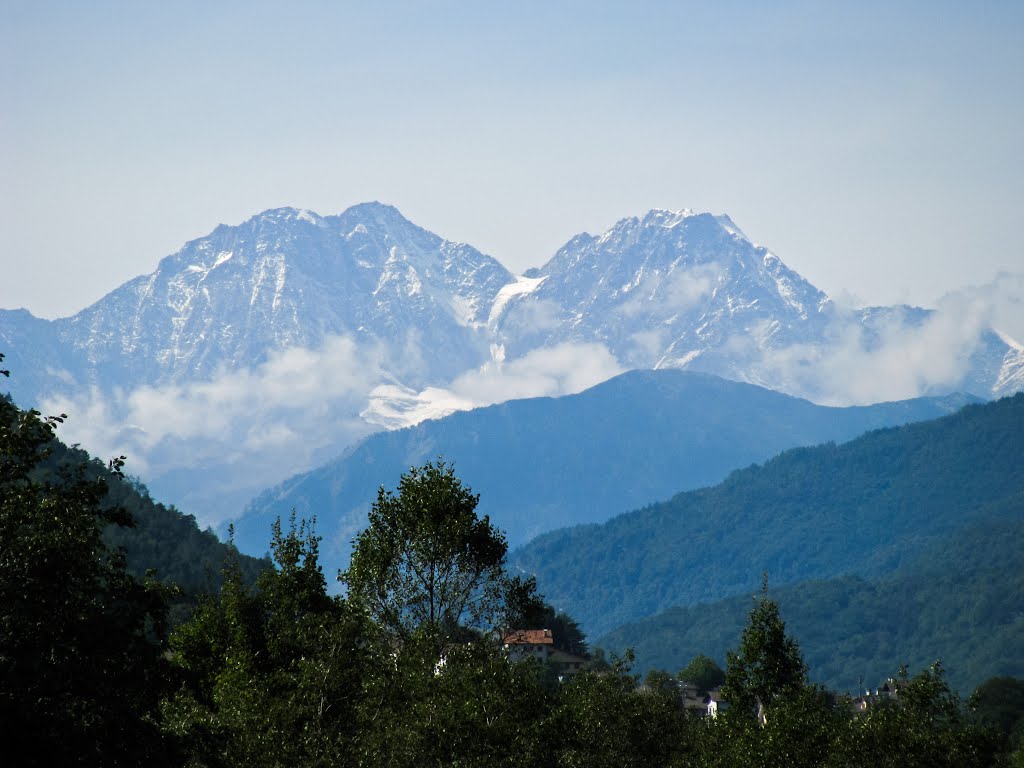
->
235, 369, 973, 561
514, 394, 1024, 637
598, 511, 1024, 694
4, 369, 1020, 767
18, 400, 268, 616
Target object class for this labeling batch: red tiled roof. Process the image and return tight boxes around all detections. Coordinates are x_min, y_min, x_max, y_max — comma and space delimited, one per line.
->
503, 628, 554, 645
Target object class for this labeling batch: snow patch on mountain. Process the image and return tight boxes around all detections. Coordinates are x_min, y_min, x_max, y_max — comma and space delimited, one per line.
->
363, 341, 624, 431
488, 275, 547, 325
361, 383, 476, 429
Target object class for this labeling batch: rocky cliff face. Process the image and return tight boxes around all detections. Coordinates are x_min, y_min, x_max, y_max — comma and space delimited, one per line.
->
44, 203, 513, 394
492, 209, 832, 374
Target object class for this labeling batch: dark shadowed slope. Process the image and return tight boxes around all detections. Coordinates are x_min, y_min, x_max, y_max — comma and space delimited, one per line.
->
597, 509, 1024, 696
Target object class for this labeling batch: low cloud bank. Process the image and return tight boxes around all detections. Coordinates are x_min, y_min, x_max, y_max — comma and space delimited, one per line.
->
747, 272, 1024, 405
363, 342, 625, 428
43, 337, 625, 527
43, 336, 386, 526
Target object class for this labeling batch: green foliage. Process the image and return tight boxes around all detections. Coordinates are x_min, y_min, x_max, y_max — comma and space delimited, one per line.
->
344, 460, 514, 649
513, 592, 589, 656
831, 663, 998, 768
722, 577, 808, 717
698, 685, 843, 768
162, 516, 366, 767
970, 676, 1024, 754
679, 653, 726, 693
0, 383, 174, 766
547, 653, 694, 768
353, 630, 551, 768
599, 512, 1024, 694
101, 473, 268, 625
0, 385, 268, 625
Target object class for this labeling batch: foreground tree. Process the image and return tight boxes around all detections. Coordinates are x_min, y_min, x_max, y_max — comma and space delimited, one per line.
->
832, 663, 999, 768
343, 461, 571, 765
162, 516, 366, 768
549, 651, 695, 768
969, 676, 1024, 758
721, 575, 808, 719
343, 460, 515, 648
0, 356, 173, 766
353, 628, 552, 768
699, 575, 840, 767
698, 683, 841, 768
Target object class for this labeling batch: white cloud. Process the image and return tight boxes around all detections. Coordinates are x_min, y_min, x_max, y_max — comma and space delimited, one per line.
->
39, 334, 624, 528
620, 264, 720, 317
750, 272, 1024, 405
628, 328, 670, 364
363, 342, 625, 429
42, 335, 387, 526
944, 271, 1024, 343
502, 297, 565, 335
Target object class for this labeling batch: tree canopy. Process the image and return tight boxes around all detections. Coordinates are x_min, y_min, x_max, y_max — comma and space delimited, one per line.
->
343, 460, 514, 647
679, 653, 726, 693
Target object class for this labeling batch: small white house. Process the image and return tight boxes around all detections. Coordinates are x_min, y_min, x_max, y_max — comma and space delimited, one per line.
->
502, 628, 555, 663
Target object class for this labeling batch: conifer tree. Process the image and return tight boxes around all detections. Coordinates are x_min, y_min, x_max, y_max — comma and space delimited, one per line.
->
722, 574, 807, 717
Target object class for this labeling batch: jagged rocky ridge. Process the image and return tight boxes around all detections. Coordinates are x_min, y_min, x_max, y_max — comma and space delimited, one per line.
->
3, 203, 1021, 407
1, 204, 511, 399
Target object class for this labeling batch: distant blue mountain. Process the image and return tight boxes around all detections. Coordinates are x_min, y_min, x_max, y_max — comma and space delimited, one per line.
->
233, 369, 976, 563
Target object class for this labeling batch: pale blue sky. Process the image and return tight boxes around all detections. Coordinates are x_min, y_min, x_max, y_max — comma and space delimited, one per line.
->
3, 1, 1022, 318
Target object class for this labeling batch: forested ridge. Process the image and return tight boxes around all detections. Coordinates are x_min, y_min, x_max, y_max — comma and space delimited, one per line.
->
236, 368, 974, 559
3, 351, 1024, 766
598, 512, 1024, 694
6, 396, 269, 621
514, 393, 1024, 636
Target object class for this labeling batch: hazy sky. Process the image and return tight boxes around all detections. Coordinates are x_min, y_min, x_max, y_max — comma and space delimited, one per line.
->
3, 1, 1022, 319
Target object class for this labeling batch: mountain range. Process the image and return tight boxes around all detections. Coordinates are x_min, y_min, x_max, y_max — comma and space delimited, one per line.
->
2, 203, 1021, 525
3, 202, 1021, 697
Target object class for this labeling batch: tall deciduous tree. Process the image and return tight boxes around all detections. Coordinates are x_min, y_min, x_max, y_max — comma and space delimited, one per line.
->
679, 653, 726, 693
343, 460, 512, 647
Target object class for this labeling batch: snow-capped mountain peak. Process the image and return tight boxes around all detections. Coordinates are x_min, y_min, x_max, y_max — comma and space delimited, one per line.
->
493, 208, 830, 369
35, 204, 515, 392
